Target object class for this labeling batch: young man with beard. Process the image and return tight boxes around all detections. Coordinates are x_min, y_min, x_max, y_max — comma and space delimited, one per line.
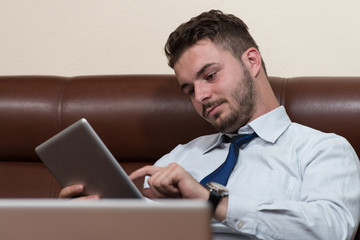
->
61, 10, 360, 239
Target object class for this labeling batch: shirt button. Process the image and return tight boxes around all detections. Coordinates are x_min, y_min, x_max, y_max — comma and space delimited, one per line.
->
237, 221, 244, 229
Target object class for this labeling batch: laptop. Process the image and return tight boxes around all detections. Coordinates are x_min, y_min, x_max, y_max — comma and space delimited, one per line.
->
35, 118, 142, 198
0, 199, 212, 240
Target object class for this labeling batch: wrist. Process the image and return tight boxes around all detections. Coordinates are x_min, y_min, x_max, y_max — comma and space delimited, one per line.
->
214, 196, 228, 222
206, 182, 229, 218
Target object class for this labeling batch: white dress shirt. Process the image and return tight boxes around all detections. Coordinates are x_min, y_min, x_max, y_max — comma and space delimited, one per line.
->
145, 106, 360, 240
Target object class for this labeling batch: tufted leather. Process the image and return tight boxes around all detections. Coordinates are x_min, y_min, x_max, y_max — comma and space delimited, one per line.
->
1, 75, 360, 192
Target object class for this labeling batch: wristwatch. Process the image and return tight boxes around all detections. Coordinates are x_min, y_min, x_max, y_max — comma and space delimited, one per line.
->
206, 182, 229, 213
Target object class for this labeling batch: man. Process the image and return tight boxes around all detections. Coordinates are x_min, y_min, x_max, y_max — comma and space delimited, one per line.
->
61, 10, 360, 239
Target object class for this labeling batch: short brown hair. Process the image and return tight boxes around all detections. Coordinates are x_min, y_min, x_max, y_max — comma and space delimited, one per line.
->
165, 10, 266, 73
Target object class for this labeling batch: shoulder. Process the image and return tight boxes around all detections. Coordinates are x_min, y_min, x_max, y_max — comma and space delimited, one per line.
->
289, 123, 350, 146
287, 122, 359, 167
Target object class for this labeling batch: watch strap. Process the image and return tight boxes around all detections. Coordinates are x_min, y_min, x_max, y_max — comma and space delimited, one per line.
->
208, 190, 222, 212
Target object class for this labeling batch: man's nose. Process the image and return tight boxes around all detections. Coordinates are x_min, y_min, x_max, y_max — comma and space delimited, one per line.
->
194, 81, 211, 103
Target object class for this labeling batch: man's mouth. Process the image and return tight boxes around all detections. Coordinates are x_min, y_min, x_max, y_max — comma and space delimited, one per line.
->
205, 105, 218, 117
203, 100, 226, 118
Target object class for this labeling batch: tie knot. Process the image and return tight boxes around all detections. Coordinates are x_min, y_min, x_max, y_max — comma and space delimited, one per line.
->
199, 131, 258, 187
224, 132, 258, 146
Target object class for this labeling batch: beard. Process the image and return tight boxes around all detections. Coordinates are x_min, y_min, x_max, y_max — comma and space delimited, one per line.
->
205, 68, 256, 133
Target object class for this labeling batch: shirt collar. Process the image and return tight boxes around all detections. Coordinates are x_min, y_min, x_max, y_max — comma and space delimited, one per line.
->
203, 106, 291, 154
203, 133, 224, 154
247, 106, 291, 143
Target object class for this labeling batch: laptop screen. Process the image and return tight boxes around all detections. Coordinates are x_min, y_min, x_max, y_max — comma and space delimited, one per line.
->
0, 199, 212, 240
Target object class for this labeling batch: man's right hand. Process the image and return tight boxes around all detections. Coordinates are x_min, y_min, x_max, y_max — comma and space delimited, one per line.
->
59, 184, 100, 199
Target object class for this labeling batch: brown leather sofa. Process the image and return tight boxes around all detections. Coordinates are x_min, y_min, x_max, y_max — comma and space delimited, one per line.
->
0, 75, 359, 239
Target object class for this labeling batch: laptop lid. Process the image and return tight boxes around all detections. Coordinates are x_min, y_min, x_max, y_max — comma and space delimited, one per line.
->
0, 199, 212, 240
35, 118, 142, 198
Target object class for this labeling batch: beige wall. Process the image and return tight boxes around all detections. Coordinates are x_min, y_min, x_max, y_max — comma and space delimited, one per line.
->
1, 0, 360, 77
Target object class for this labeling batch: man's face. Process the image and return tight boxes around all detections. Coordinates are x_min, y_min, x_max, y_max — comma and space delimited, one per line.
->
174, 39, 256, 133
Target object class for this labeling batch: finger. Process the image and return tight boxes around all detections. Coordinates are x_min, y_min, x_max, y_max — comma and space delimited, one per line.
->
147, 164, 182, 198
59, 184, 85, 198
141, 188, 158, 199
129, 165, 163, 181
72, 194, 101, 201
147, 176, 180, 198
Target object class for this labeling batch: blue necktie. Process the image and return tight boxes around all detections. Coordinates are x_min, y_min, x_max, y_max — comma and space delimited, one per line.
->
200, 132, 258, 187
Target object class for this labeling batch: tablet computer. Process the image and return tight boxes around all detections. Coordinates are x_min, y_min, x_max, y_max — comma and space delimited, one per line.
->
35, 118, 143, 199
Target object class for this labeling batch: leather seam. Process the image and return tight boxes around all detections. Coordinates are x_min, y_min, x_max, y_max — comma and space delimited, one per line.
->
281, 78, 289, 106
56, 78, 66, 131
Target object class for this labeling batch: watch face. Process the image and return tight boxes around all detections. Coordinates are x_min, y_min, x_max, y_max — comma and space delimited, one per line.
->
207, 182, 229, 195
210, 182, 226, 189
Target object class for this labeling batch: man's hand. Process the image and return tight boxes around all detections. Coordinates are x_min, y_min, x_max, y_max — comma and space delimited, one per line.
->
59, 184, 100, 200
130, 163, 229, 221
129, 163, 209, 200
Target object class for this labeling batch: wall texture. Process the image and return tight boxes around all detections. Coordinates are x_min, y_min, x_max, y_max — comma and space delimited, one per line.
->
1, 0, 359, 77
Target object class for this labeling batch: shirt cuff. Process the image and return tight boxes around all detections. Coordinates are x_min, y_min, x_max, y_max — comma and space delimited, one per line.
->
224, 194, 259, 235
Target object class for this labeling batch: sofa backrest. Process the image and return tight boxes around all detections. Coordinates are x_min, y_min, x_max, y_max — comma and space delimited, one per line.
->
0, 75, 214, 164
0, 75, 359, 197
270, 76, 360, 157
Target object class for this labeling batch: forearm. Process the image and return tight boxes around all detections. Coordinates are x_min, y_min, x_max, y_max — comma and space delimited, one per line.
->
224, 196, 358, 240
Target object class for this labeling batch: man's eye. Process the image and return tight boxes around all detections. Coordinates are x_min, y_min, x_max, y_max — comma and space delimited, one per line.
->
187, 88, 195, 97
206, 72, 216, 81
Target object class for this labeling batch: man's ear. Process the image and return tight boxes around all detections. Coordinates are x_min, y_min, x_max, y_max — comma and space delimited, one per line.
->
241, 47, 262, 78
